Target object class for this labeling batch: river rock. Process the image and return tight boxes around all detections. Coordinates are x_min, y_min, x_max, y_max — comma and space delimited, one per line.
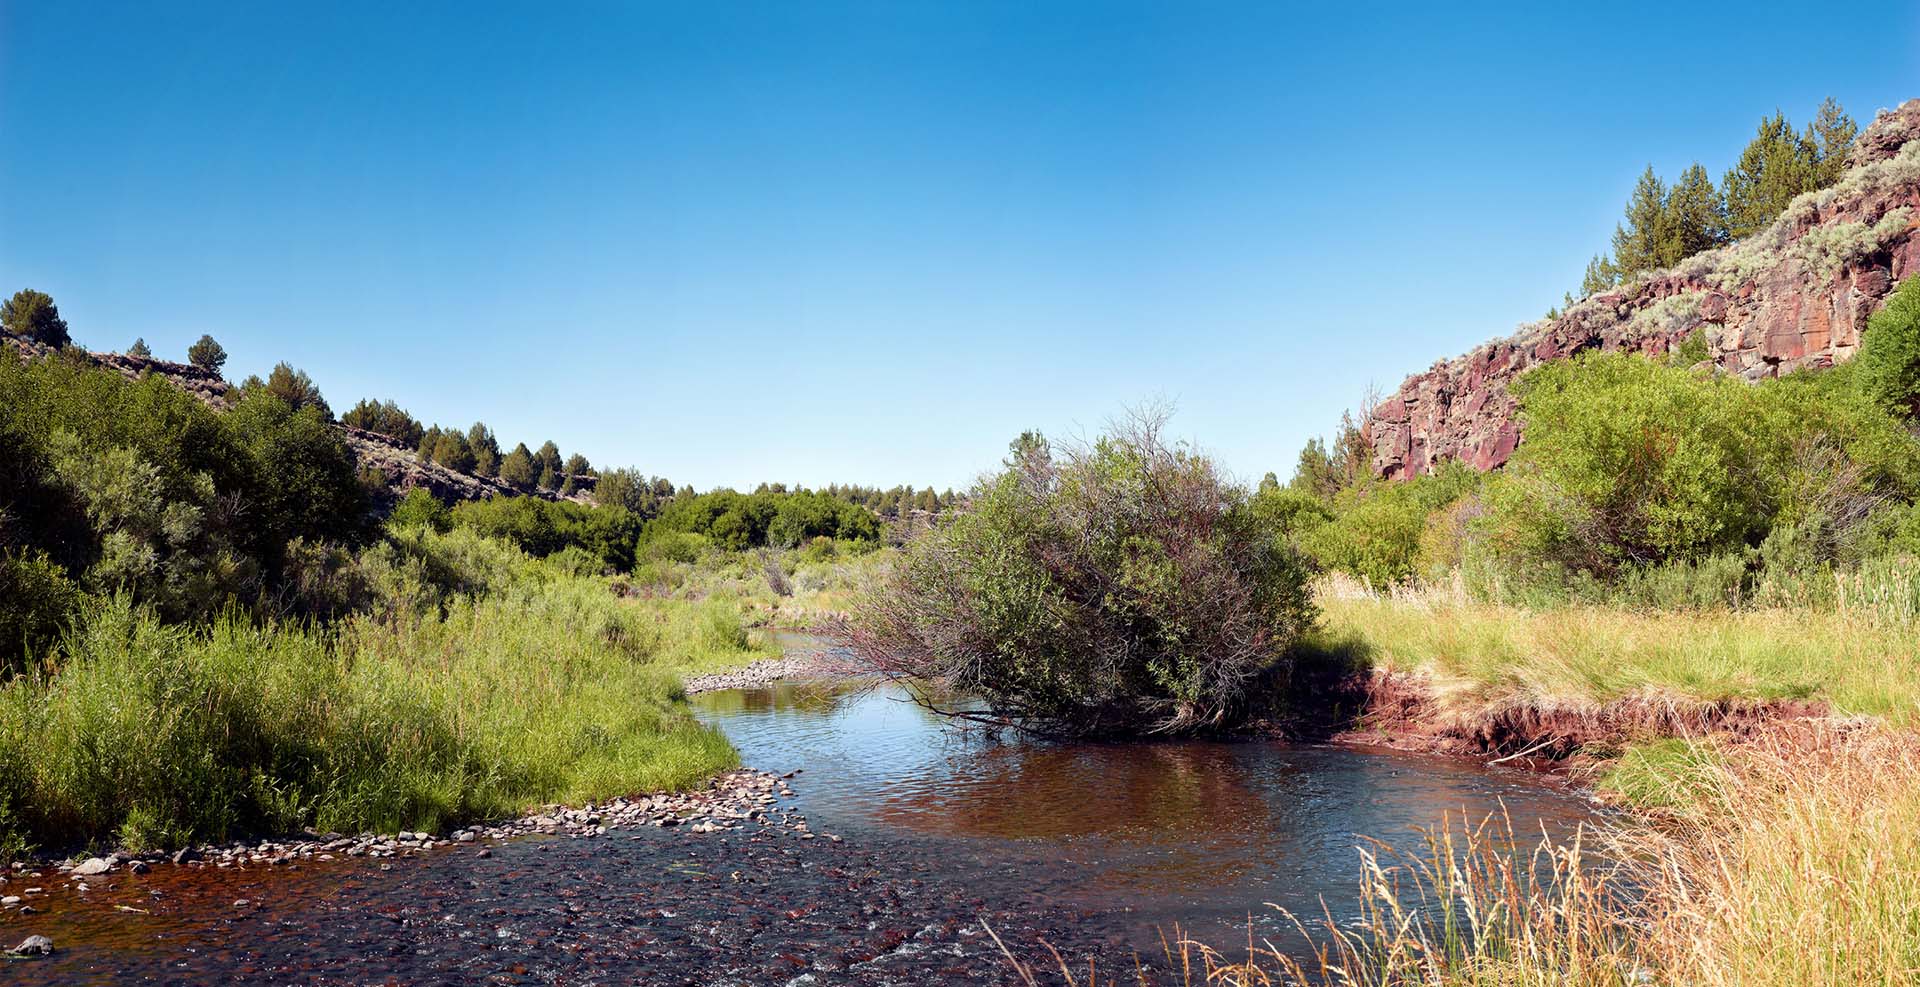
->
71, 857, 111, 876
10, 934, 53, 956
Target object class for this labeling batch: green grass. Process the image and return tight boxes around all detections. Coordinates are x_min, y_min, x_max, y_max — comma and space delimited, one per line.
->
0, 536, 776, 856
1315, 591, 1920, 722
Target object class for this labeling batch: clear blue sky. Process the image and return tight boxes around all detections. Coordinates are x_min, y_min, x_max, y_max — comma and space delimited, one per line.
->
3, 2, 1916, 491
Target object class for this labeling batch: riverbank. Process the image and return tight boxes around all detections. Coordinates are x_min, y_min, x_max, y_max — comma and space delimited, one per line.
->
1090, 588, 1920, 987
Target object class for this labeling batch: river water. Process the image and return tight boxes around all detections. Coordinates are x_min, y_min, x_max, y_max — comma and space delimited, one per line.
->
6, 639, 1604, 985
690, 666, 1601, 945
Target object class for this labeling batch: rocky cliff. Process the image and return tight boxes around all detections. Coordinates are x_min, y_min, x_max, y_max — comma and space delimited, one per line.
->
1368, 98, 1920, 480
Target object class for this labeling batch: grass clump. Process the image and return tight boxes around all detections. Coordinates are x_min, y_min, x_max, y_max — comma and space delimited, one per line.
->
0, 531, 760, 856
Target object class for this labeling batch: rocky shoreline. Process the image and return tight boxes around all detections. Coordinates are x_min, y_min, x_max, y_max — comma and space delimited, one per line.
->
681, 648, 866, 694
0, 767, 834, 935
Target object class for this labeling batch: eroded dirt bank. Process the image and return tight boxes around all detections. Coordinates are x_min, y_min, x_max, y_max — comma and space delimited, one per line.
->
1323, 669, 1836, 770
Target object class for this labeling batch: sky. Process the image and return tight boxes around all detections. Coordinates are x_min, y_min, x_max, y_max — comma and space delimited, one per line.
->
3, 2, 1917, 491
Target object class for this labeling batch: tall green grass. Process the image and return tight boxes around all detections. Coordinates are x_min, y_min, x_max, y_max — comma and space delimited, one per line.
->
1315, 588, 1920, 722
0, 533, 771, 856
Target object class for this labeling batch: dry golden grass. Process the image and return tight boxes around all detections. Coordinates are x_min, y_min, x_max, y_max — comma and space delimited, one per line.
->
1008, 723, 1920, 987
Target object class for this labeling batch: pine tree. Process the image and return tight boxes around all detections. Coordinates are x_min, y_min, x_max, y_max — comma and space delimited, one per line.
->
1659, 163, 1729, 267
1579, 254, 1620, 297
127, 337, 152, 358
1808, 97, 1859, 187
1722, 111, 1819, 239
535, 441, 563, 488
417, 425, 445, 461
1, 289, 70, 347
1611, 166, 1669, 278
432, 431, 476, 472
467, 423, 500, 477
498, 443, 536, 488
258, 362, 331, 418
187, 334, 227, 374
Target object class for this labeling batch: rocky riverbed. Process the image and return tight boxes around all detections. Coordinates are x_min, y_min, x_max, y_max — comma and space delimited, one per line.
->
682, 649, 864, 694
0, 768, 816, 925
1, 778, 1111, 985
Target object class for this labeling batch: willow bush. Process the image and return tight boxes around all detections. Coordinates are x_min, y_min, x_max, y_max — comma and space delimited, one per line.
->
849, 411, 1314, 735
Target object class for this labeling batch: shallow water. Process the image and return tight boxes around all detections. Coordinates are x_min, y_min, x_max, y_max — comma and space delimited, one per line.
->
6, 637, 1605, 984
692, 652, 1601, 942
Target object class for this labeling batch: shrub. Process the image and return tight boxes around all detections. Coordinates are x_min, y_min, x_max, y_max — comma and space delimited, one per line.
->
0, 551, 79, 675
450, 495, 641, 571
1295, 464, 1476, 586
1857, 274, 1920, 419
388, 488, 451, 533
849, 413, 1314, 735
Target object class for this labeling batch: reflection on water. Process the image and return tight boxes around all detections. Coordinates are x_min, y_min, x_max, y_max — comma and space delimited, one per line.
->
692, 663, 1604, 933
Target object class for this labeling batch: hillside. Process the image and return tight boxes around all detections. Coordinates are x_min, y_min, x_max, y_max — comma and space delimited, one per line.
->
1368, 98, 1920, 479
0, 332, 581, 507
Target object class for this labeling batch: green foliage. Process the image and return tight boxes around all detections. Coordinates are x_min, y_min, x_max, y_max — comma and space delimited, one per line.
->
647, 487, 879, 551
1856, 275, 1920, 420
467, 423, 500, 478
1477, 352, 1920, 589
595, 467, 675, 517
342, 399, 424, 447
498, 442, 535, 488
0, 551, 79, 674
430, 430, 475, 472
535, 440, 563, 490
186, 334, 227, 375
1299, 464, 1477, 586
388, 488, 452, 533
0, 553, 738, 853
853, 415, 1315, 735
451, 495, 642, 571
127, 338, 151, 359
249, 362, 332, 418
1574, 100, 1855, 301
2, 289, 70, 348
226, 389, 373, 553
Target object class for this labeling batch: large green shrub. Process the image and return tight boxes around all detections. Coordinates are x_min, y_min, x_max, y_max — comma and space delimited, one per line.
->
450, 495, 642, 571
1856, 275, 1920, 420
1479, 352, 1920, 586
850, 415, 1314, 735
1297, 464, 1477, 586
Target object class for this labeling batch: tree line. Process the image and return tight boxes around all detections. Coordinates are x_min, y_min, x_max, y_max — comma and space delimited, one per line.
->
1563, 99, 1859, 308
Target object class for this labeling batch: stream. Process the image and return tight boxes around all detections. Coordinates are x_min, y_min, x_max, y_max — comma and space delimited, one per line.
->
5, 637, 1604, 985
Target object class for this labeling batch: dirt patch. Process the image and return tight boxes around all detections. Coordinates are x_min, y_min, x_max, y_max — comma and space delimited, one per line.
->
1322, 670, 1832, 771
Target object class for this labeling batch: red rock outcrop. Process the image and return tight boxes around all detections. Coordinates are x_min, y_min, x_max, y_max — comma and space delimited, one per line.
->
1370, 98, 1920, 479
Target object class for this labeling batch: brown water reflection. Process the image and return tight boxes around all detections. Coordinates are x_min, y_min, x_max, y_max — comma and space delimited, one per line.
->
691, 674, 1604, 924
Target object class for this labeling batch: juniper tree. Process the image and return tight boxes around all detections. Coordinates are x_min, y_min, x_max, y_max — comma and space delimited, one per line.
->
127, 338, 152, 358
